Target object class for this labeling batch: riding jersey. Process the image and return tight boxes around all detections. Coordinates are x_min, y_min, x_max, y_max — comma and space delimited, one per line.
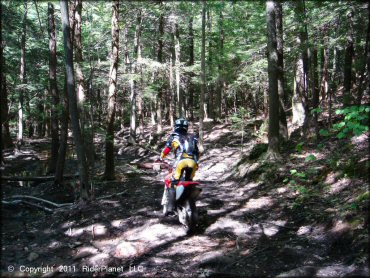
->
160, 131, 199, 163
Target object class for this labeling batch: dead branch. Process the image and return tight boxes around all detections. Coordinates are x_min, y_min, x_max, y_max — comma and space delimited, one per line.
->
96, 191, 128, 200
2, 200, 53, 213
5, 195, 73, 208
2, 174, 79, 182
21, 200, 54, 213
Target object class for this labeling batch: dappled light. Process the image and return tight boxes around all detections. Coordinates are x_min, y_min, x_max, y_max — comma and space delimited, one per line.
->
1, 1, 369, 276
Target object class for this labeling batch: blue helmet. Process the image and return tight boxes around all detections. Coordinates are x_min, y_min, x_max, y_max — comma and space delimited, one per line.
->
174, 118, 188, 132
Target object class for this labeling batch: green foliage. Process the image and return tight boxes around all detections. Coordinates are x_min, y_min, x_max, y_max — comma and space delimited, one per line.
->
295, 142, 304, 153
319, 129, 330, 137
305, 154, 317, 162
333, 106, 369, 139
310, 107, 323, 114
319, 106, 369, 140
230, 107, 249, 149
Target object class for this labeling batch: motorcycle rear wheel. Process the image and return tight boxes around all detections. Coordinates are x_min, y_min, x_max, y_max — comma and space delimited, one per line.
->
178, 198, 197, 234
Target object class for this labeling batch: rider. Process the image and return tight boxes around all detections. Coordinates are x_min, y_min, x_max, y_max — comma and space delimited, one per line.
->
159, 118, 199, 215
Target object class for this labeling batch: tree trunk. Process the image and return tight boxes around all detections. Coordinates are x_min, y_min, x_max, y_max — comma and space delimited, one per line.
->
275, 0, 288, 141
218, 8, 225, 119
311, 48, 320, 140
292, 0, 309, 131
319, 30, 329, 103
168, 57, 174, 126
343, 6, 354, 107
55, 77, 69, 185
18, 0, 28, 145
104, 0, 119, 181
199, 1, 206, 152
48, 2, 60, 174
60, 0, 90, 200
356, 2, 370, 105
266, 1, 280, 158
136, 11, 144, 139
74, 0, 94, 168
188, 16, 195, 121
1, 84, 13, 149
156, 12, 164, 133
206, 8, 213, 121
173, 20, 183, 118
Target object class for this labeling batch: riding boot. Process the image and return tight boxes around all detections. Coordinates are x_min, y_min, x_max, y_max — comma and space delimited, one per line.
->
167, 180, 177, 212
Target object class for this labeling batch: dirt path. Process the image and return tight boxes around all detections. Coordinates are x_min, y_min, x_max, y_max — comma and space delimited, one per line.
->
1, 123, 368, 277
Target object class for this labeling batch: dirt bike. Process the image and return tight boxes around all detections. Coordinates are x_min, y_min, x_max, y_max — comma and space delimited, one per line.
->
156, 160, 202, 234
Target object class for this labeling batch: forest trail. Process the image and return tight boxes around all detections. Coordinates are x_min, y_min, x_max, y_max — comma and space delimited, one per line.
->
1, 121, 369, 277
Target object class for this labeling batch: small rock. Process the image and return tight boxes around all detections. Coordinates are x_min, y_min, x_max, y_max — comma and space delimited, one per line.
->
27, 252, 39, 262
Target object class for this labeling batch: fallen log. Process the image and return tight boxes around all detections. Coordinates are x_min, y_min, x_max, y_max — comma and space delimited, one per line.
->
2, 174, 79, 182
2, 200, 54, 213
5, 195, 73, 208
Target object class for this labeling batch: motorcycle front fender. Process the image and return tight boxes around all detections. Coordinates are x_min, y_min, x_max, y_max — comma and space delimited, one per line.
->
176, 185, 185, 200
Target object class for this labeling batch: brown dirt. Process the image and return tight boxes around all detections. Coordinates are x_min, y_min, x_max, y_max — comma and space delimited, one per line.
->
1, 122, 369, 277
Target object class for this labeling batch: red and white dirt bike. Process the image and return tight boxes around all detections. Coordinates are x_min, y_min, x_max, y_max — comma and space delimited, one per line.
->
156, 160, 202, 234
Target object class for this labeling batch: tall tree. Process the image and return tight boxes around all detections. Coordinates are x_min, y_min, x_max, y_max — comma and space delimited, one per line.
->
275, 1, 288, 141
173, 18, 183, 118
1, 0, 13, 151
0, 1, 3, 162
343, 6, 354, 106
60, 0, 90, 200
292, 0, 309, 131
55, 77, 69, 185
136, 10, 144, 139
356, 2, 369, 105
18, 0, 28, 145
74, 0, 94, 167
311, 47, 320, 140
199, 1, 206, 152
48, 2, 60, 173
156, 10, 164, 133
188, 15, 195, 120
217, 6, 225, 119
104, 0, 119, 180
266, 1, 280, 158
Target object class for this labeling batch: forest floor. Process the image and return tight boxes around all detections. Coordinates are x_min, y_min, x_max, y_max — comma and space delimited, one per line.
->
1, 118, 369, 277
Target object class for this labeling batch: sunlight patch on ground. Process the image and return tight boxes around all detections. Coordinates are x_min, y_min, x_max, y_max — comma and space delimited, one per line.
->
297, 226, 312, 236
87, 253, 110, 266
111, 219, 126, 228
114, 241, 147, 259
297, 224, 327, 241
125, 222, 185, 243
327, 178, 351, 194
206, 129, 232, 141
205, 217, 251, 236
262, 220, 287, 237
64, 227, 85, 237
243, 196, 273, 211
74, 246, 99, 259
48, 240, 62, 249
191, 250, 224, 264
64, 223, 107, 238
61, 221, 76, 229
